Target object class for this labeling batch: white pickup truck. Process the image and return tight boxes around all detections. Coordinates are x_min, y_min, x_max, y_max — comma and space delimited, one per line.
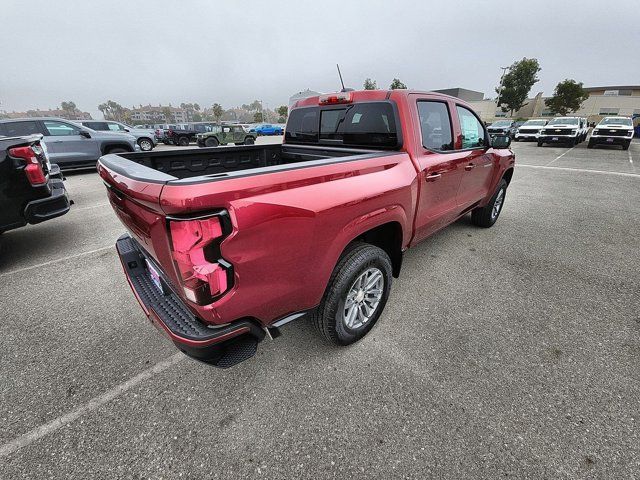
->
588, 116, 634, 150
514, 119, 547, 141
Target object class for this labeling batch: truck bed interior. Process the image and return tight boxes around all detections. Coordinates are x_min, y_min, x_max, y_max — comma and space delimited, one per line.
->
116, 144, 385, 181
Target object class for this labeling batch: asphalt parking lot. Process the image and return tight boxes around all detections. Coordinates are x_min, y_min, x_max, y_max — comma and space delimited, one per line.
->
1, 139, 639, 479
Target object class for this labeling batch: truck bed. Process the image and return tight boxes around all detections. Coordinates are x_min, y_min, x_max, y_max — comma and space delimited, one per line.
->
103, 144, 390, 183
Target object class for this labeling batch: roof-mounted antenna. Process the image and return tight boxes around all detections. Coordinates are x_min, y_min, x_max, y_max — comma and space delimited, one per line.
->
336, 64, 354, 92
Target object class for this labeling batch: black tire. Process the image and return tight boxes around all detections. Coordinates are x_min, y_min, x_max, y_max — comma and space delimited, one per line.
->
177, 136, 190, 147
138, 138, 154, 151
622, 141, 630, 151
471, 179, 508, 228
244, 136, 255, 145
204, 137, 219, 147
106, 147, 128, 154
587, 140, 594, 149
537, 141, 543, 147
312, 243, 392, 346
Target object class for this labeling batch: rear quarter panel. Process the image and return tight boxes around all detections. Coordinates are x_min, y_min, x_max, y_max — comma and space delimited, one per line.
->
160, 153, 418, 325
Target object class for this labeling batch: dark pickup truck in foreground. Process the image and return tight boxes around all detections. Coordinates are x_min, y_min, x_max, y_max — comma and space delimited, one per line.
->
99, 89, 515, 367
0, 134, 71, 234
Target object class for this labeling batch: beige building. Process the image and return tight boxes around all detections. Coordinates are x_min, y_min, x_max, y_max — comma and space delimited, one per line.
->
466, 85, 640, 122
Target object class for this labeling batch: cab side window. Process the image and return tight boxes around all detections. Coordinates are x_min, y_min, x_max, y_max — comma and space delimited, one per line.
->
0, 121, 42, 136
417, 101, 453, 151
456, 106, 486, 149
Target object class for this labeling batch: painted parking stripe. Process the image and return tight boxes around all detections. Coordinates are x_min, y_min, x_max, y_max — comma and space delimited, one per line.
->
0, 353, 186, 458
545, 145, 576, 166
518, 164, 640, 178
0, 245, 113, 278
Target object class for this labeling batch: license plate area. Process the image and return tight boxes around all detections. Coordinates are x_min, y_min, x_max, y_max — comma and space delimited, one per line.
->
606, 138, 614, 142
146, 260, 164, 294
552, 137, 558, 141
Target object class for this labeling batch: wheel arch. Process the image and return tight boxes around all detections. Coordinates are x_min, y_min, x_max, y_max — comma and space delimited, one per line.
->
502, 167, 514, 186
101, 142, 134, 155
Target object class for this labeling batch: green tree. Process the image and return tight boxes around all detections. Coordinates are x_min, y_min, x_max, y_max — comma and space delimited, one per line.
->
253, 111, 264, 123
389, 78, 407, 90
161, 107, 174, 123
248, 100, 262, 111
275, 105, 288, 120
544, 79, 589, 116
363, 78, 377, 90
212, 103, 224, 123
98, 100, 127, 121
60, 101, 77, 115
496, 58, 541, 115
192, 112, 202, 122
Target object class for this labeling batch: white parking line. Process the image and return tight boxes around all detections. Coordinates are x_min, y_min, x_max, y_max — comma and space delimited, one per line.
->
0, 353, 186, 458
545, 146, 576, 166
518, 164, 640, 178
70, 202, 109, 212
0, 245, 113, 278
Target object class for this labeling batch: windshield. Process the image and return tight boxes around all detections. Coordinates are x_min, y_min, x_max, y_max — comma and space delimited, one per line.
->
599, 117, 632, 126
491, 121, 512, 127
548, 118, 579, 126
522, 120, 546, 126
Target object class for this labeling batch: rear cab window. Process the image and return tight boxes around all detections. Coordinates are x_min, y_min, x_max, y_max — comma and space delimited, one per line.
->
286, 101, 401, 149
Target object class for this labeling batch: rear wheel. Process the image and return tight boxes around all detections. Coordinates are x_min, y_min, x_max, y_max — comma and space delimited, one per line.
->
471, 179, 507, 228
204, 137, 219, 147
312, 243, 392, 346
138, 138, 153, 151
244, 136, 255, 145
106, 147, 128, 154
177, 136, 190, 147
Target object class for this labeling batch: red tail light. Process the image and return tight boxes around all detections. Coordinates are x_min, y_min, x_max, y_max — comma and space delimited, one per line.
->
319, 92, 352, 105
9, 145, 47, 186
168, 214, 232, 305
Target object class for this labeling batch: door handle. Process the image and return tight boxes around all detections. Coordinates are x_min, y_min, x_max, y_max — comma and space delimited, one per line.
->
464, 163, 476, 171
426, 172, 442, 182
52, 140, 63, 144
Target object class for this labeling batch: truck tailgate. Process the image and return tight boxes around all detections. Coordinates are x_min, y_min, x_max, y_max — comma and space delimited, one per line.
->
98, 154, 171, 262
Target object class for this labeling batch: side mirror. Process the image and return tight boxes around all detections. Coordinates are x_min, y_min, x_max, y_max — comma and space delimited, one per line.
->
491, 134, 511, 149
79, 130, 91, 138
124, 128, 130, 132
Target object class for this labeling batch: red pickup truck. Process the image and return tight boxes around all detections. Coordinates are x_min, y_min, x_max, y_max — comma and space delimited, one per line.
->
98, 89, 515, 368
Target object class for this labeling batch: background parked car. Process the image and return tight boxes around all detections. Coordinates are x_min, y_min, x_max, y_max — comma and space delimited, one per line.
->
250, 124, 284, 136
76, 120, 157, 151
514, 119, 548, 141
487, 120, 518, 138
196, 124, 256, 147
588, 116, 634, 150
0, 117, 139, 169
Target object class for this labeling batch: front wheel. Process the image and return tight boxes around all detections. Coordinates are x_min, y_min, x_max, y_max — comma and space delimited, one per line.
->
471, 179, 507, 228
622, 141, 630, 151
244, 136, 255, 145
204, 137, 219, 147
177, 136, 190, 147
537, 141, 543, 147
587, 140, 594, 149
312, 243, 392, 346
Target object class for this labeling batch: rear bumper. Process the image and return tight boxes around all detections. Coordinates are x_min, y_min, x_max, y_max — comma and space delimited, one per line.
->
24, 178, 71, 225
115, 234, 266, 367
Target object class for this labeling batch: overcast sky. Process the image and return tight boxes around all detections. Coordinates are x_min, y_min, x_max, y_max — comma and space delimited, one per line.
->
1, 0, 639, 119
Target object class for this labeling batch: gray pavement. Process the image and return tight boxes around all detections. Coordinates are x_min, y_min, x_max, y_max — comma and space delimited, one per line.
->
1, 139, 639, 479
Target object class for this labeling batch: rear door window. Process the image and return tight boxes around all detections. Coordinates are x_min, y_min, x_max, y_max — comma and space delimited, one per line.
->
0, 121, 42, 137
84, 122, 109, 130
417, 101, 453, 151
43, 120, 80, 136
